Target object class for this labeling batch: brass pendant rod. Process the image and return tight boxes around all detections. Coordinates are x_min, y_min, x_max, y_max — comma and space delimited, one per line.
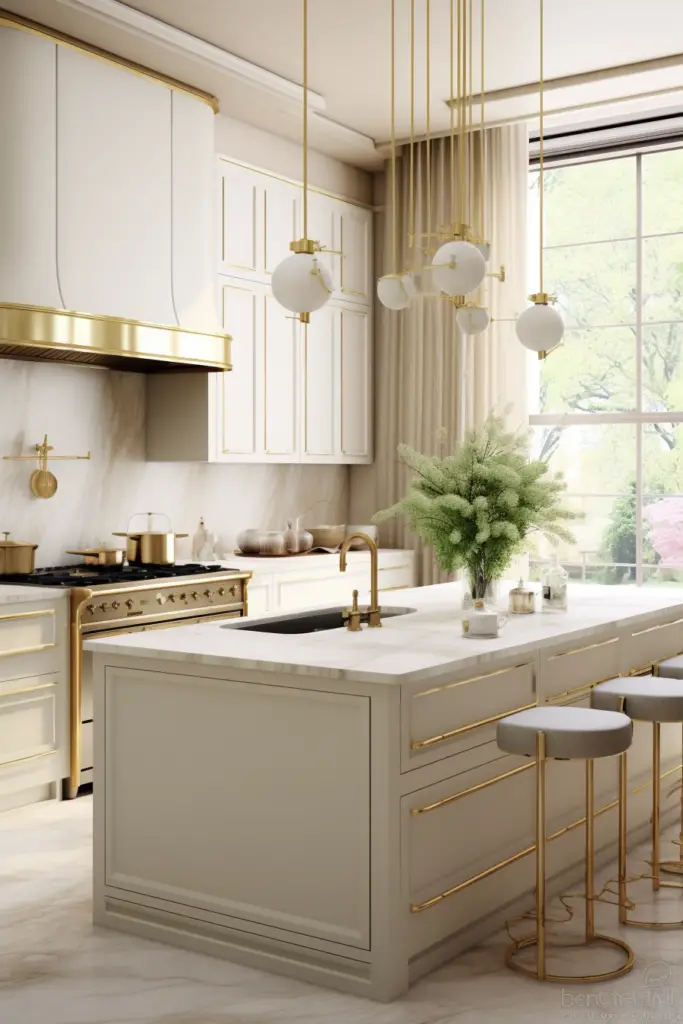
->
409, 0, 415, 245
426, 0, 432, 243
449, 0, 456, 228
458, 0, 466, 228
468, 0, 474, 232
538, 0, 545, 293
390, 0, 398, 274
479, 0, 485, 241
302, 0, 309, 241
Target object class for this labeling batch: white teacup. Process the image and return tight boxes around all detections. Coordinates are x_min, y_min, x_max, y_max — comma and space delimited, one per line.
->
462, 607, 508, 637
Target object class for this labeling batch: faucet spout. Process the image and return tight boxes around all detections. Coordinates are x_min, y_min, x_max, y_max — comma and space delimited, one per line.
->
339, 532, 381, 627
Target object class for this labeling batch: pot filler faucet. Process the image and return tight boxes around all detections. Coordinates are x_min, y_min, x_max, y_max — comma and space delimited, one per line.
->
339, 533, 382, 631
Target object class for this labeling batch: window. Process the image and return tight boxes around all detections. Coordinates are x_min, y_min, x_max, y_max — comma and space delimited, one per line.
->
528, 148, 683, 585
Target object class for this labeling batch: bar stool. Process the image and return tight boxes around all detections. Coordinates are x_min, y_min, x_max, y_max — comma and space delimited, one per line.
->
592, 673, 683, 926
496, 705, 634, 982
656, 656, 683, 878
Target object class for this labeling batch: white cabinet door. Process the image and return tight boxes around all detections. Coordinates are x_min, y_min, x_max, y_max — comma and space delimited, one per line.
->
263, 177, 300, 277
339, 204, 373, 305
219, 162, 261, 279
340, 307, 372, 461
303, 306, 337, 458
307, 191, 338, 292
217, 281, 259, 457
263, 294, 298, 458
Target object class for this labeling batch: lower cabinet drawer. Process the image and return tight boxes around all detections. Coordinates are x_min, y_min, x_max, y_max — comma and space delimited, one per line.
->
0, 687, 56, 766
623, 615, 683, 672
540, 632, 620, 704
0, 607, 59, 682
378, 562, 414, 592
403, 659, 536, 770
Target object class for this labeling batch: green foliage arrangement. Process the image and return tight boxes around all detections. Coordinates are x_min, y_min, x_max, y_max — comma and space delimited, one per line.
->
374, 413, 579, 599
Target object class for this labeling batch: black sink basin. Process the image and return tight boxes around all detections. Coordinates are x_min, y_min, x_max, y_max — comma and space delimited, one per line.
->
223, 606, 416, 635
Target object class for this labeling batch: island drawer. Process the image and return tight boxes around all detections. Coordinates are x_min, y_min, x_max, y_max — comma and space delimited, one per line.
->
402, 660, 536, 772
0, 685, 57, 767
539, 631, 620, 705
622, 615, 683, 673
0, 607, 60, 682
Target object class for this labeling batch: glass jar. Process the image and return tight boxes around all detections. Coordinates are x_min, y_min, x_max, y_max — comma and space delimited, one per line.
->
541, 555, 568, 613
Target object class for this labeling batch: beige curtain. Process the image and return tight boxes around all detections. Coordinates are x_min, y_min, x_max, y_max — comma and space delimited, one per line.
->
349, 124, 529, 585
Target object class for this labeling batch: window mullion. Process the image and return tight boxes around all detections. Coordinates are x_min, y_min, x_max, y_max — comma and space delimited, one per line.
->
636, 152, 644, 585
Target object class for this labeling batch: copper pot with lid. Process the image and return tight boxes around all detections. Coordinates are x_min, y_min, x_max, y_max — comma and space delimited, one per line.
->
0, 531, 38, 575
112, 512, 188, 566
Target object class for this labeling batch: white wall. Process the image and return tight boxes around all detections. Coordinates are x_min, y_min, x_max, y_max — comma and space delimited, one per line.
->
215, 114, 372, 205
0, 360, 348, 568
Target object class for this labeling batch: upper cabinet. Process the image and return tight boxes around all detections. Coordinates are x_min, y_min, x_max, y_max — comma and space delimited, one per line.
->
147, 159, 374, 465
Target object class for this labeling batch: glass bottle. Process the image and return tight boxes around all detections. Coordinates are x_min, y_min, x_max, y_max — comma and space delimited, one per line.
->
541, 554, 568, 613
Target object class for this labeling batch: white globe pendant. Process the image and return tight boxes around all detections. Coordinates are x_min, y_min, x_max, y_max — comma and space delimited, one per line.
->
272, 253, 333, 315
456, 305, 490, 336
515, 302, 565, 352
431, 240, 487, 296
377, 274, 414, 310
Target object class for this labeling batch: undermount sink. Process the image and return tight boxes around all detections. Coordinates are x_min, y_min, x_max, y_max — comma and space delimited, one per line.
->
224, 606, 416, 635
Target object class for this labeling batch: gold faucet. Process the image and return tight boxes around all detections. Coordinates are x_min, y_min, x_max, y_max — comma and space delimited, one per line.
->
340, 533, 381, 628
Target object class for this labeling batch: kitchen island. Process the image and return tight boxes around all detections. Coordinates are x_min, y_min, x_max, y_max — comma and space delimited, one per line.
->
86, 583, 683, 1001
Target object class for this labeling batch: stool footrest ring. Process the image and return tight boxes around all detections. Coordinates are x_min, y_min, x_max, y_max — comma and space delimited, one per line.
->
505, 933, 634, 983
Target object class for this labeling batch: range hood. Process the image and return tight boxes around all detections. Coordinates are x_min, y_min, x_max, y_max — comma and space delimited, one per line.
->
0, 12, 231, 372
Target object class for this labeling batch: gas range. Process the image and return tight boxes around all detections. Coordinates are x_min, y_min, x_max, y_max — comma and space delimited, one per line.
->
3, 562, 233, 589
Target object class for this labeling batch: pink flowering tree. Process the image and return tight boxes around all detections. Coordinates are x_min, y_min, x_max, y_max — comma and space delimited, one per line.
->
644, 497, 683, 567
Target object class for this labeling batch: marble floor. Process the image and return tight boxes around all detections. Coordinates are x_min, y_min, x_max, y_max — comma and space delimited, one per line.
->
3, 797, 683, 1024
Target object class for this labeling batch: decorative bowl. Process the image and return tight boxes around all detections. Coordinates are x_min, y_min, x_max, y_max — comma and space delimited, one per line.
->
345, 525, 379, 549
309, 525, 346, 549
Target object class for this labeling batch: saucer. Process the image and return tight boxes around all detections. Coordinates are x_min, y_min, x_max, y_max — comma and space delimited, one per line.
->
462, 631, 499, 640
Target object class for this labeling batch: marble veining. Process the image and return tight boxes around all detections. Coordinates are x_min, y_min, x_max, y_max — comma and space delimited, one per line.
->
3, 796, 683, 1022
0, 361, 348, 568
85, 582, 683, 685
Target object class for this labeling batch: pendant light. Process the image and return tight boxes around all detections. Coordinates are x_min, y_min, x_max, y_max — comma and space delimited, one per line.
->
515, 0, 564, 354
377, 0, 413, 310
456, 304, 490, 336
271, 0, 332, 323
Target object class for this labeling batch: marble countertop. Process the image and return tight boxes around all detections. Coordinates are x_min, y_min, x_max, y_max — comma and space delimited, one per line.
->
0, 584, 67, 605
194, 549, 413, 573
85, 582, 683, 685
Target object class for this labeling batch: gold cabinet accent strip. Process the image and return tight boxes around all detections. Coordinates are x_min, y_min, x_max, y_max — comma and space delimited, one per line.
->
0, 680, 56, 699
0, 608, 56, 658
410, 701, 537, 751
410, 762, 683, 913
0, 642, 55, 659
548, 637, 619, 660
0, 303, 232, 371
411, 761, 536, 816
0, 9, 219, 112
413, 662, 534, 699
544, 673, 623, 705
0, 609, 54, 622
0, 748, 55, 770
632, 617, 683, 638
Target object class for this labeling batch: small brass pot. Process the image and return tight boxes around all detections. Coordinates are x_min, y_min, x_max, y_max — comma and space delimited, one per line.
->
113, 532, 187, 566
0, 532, 38, 575
508, 580, 535, 615
67, 548, 126, 566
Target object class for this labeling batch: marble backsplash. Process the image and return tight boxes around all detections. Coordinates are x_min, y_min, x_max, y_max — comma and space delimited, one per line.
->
0, 360, 348, 568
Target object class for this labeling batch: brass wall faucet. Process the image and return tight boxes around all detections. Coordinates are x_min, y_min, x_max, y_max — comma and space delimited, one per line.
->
340, 533, 382, 629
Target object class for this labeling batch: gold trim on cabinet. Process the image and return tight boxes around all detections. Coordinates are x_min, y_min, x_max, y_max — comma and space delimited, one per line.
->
379, 584, 410, 592
0, 680, 56, 699
411, 762, 536, 816
544, 673, 623, 705
219, 177, 258, 272
0, 608, 55, 658
0, 609, 54, 623
632, 617, 683, 637
0, 748, 55, 770
217, 156, 373, 211
548, 637, 619, 660
0, 10, 219, 112
413, 662, 534, 699
410, 701, 537, 751
0, 642, 55, 658
220, 284, 257, 454
0, 303, 232, 371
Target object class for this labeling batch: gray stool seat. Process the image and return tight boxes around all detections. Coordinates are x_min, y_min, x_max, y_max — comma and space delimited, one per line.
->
592, 675, 683, 723
497, 706, 632, 760
657, 655, 683, 680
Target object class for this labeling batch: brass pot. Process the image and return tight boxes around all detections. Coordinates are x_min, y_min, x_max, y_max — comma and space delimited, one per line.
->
67, 548, 126, 566
113, 512, 187, 566
0, 531, 38, 575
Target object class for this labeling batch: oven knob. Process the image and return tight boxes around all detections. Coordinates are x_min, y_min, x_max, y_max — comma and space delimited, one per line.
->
111, 600, 120, 611
86, 603, 95, 615
191, 591, 198, 600
179, 593, 187, 601
204, 589, 214, 600
156, 593, 166, 605
217, 587, 225, 597
97, 602, 108, 612
125, 599, 134, 610
229, 585, 237, 598
167, 594, 176, 603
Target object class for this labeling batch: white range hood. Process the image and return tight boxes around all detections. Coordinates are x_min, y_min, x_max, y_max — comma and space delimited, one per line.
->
0, 12, 230, 372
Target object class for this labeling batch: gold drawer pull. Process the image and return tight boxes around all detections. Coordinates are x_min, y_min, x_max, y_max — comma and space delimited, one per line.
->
413, 662, 534, 700
632, 617, 683, 637
0, 748, 55, 769
0, 642, 55, 658
410, 701, 536, 751
411, 762, 535, 815
548, 637, 618, 661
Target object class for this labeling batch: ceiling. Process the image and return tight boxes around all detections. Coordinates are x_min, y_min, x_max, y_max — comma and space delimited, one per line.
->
6, 0, 683, 168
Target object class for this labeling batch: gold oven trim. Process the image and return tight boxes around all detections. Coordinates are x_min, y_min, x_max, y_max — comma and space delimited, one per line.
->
0, 303, 232, 371
0, 9, 219, 112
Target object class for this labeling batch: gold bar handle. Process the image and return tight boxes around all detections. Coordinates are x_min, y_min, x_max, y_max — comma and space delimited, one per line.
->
410, 700, 537, 751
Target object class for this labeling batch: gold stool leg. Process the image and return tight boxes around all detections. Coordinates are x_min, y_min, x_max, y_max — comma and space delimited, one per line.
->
661, 721, 683, 876
536, 730, 547, 980
653, 722, 661, 891
586, 758, 595, 940
618, 749, 628, 925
